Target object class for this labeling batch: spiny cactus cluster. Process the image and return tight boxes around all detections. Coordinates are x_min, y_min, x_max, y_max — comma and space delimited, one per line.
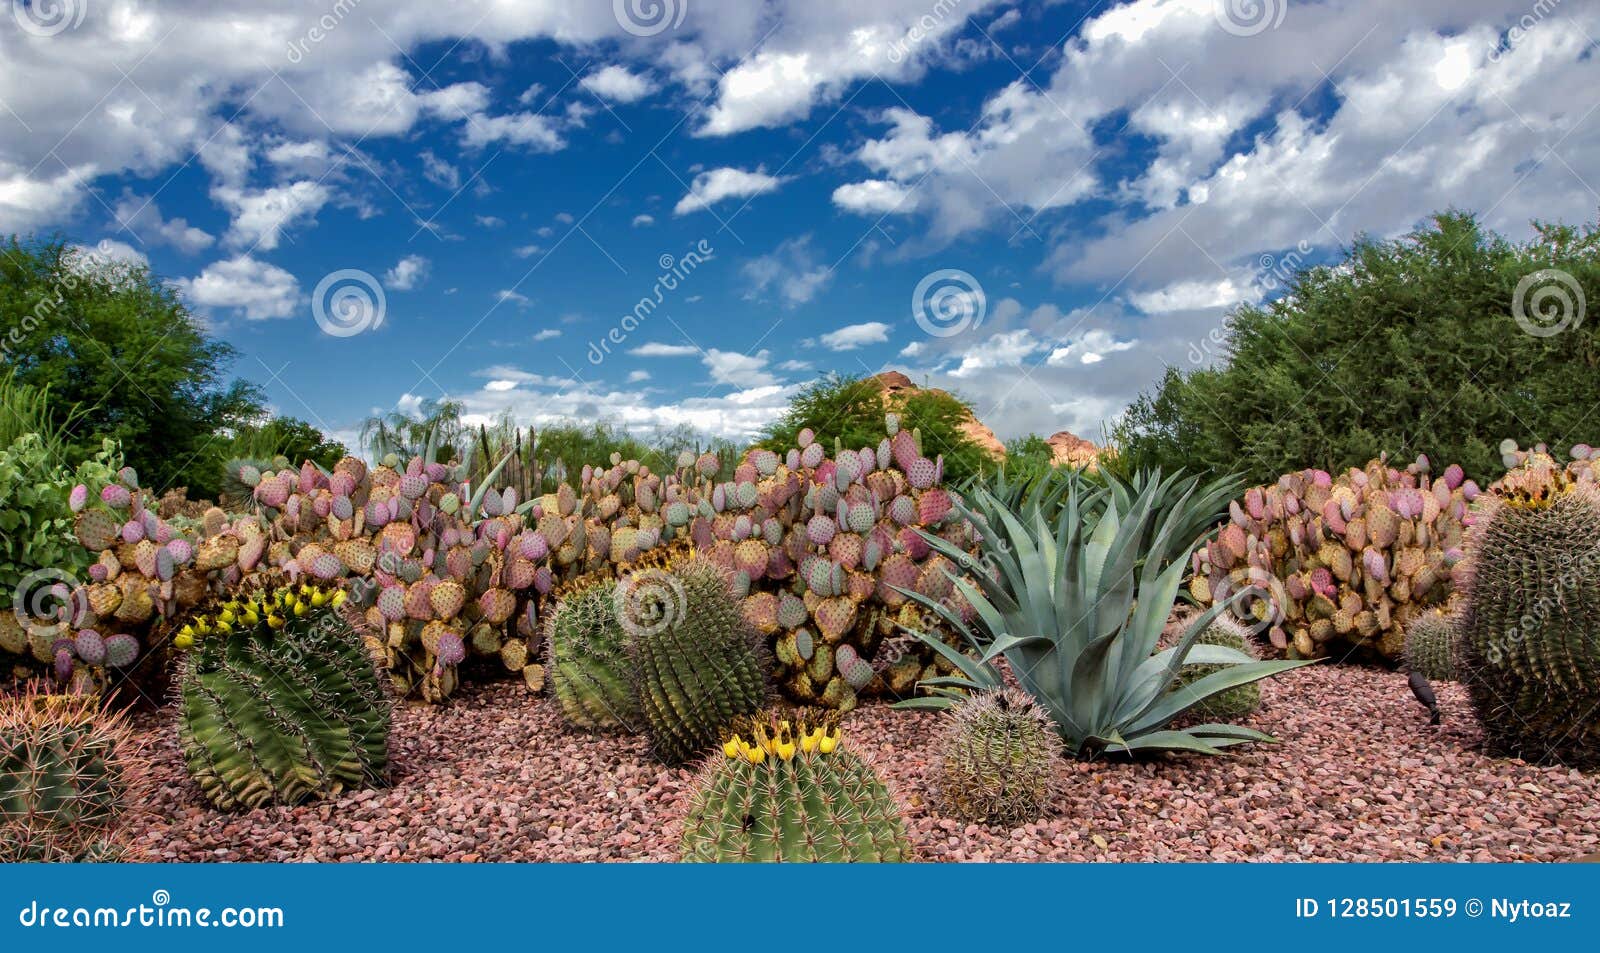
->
935, 688, 1060, 827
679, 711, 913, 862
1404, 610, 1459, 682
625, 558, 768, 765
1, 689, 138, 862
1458, 455, 1600, 767
42, 413, 969, 708
1170, 615, 1264, 722
1189, 454, 1477, 661
175, 584, 391, 810
547, 578, 641, 732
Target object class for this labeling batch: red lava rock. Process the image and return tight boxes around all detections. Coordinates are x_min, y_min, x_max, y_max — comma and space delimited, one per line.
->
121, 666, 1600, 862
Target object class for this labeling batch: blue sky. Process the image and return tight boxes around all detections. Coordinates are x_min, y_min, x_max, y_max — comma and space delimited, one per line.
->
4, 0, 1597, 452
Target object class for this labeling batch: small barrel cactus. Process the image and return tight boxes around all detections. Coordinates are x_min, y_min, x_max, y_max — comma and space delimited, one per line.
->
1405, 609, 1458, 681
625, 560, 768, 765
1170, 615, 1263, 722
680, 712, 913, 862
547, 579, 642, 732
175, 584, 391, 810
1, 689, 138, 862
935, 688, 1060, 826
1458, 478, 1600, 766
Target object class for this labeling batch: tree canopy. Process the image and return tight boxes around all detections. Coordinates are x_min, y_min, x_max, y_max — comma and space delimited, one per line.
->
1112, 212, 1600, 485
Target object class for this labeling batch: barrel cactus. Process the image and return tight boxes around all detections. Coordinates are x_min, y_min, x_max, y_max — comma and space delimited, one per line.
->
1458, 473, 1600, 766
1404, 609, 1458, 681
175, 584, 391, 809
680, 712, 913, 862
1, 689, 137, 862
1170, 615, 1264, 722
935, 687, 1060, 826
624, 560, 768, 764
547, 578, 641, 732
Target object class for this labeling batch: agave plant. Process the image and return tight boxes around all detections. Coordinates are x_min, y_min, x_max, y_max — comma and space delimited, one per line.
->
897, 471, 1311, 757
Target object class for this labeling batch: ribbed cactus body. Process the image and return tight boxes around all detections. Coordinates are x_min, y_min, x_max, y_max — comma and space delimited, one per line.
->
1404, 610, 1458, 681
680, 715, 912, 862
548, 580, 641, 731
1171, 617, 1263, 722
1, 692, 134, 862
627, 560, 767, 765
177, 586, 391, 810
1459, 485, 1600, 766
935, 688, 1060, 826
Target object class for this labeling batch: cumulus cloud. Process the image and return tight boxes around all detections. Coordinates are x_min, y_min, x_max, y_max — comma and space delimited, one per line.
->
742, 236, 833, 308
631, 342, 700, 357
820, 321, 891, 350
580, 65, 657, 103
384, 254, 430, 291
177, 255, 301, 321
674, 167, 786, 215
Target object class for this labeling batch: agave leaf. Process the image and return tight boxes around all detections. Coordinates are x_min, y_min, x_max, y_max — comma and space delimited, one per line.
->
1125, 659, 1313, 735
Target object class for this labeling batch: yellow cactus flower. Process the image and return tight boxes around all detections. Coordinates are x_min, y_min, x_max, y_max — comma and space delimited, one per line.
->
744, 743, 766, 765
267, 614, 285, 629
332, 589, 348, 607
173, 632, 195, 650
819, 729, 840, 754
801, 727, 823, 754
292, 601, 308, 617
774, 737, 796, 761
214, 619, 232, 634
723, 737, 742, 759
218, 609, 235, 624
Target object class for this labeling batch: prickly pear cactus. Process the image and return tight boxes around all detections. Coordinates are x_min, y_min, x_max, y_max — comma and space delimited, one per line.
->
624, 559, 767, 765
934, 688, 1060, 827
680, 712, 913, 862
1458, 464, 1600, 767
1404, 609, 1459, 682
547, 578, 641, 732
1190, 454, 1476, 661
175, 584, 391, 809
1, 689, 137, 862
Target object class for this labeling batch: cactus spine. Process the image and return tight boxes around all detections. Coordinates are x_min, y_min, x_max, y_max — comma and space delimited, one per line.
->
1404, 609, 1459, 681
1170, 615, 1264, 722
680, 712, 912, 862
547, 578, 641, 732
935, 688, 1060, 826
1458, 476, 1600, 766
176, 584, 391, 809
1, 690, 137, 861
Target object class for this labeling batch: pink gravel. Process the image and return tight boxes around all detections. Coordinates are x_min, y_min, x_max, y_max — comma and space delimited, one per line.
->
124, 665, 1600, 862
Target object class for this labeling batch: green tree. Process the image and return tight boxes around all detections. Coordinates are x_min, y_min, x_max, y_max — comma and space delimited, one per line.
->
0, 236, 264, 496
759, 373, 991, 484
1113, 212, 1600, 485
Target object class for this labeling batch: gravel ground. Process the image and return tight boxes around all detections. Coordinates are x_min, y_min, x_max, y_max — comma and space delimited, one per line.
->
125, 665, 1600, 862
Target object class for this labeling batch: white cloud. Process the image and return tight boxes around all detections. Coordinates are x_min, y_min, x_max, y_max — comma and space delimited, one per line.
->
111, 193, 214, 254
497, 290, 530, 306
461, 112, 565, 152
476, 215, 505, 228
213, 181, 331, 251
581, 65, 657, 103
674, 167, 786, 215
832, 179, 918, 215
177, 255, 301, 321
702, 348, 773, 388
632, 213, 656, 227
742, 236, 833, 307
513, 244, 543, 258
627, 370, 651, 382
631, 342, 700, 357
385, 254, 430, 291
71, 240, 148, 269
820, 321, 891, 350
420, 150, 460, 190
533, 328, 562, 341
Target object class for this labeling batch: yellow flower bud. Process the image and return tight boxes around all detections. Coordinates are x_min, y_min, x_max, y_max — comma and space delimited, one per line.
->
173, 633, 194, 650
819, 729, 840, 754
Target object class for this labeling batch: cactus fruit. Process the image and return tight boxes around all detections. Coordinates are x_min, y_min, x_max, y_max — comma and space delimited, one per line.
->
625, 560, 768, 765
1458, 475, 1600, 766
1169, 616, 1263, 722
1, 690, 138, 862
1405, 609, 1458, 682
679, 712, 912, 862
548, 580, 642, 732
934, 688, 1060, 827
175, 584, 390, 810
